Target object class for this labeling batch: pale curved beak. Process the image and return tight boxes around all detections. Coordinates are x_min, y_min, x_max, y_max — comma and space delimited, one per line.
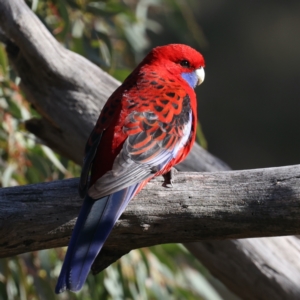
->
195, 67, 205, 86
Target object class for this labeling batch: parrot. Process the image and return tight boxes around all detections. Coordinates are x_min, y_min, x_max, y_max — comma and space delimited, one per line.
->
55, 44, 205, 293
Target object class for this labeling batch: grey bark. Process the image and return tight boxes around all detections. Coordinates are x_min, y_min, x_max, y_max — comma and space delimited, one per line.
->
1, 0, 300, 299
1, 165, 300, 257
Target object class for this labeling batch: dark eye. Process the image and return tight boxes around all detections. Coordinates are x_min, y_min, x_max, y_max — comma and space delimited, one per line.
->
179, 60, 190, 68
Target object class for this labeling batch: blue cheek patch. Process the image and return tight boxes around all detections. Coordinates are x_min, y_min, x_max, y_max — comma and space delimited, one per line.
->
181, 72, 197, 89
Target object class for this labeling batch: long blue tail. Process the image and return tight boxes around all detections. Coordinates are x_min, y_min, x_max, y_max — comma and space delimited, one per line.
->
55, 184, 139, 293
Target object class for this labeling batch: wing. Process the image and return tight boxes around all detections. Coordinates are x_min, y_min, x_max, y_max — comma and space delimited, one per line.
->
88, 94, 194, 199
78, 128, 103, 198
78, 87, 122, 197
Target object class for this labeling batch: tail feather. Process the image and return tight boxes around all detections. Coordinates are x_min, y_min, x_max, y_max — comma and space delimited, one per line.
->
55, 184, 139, 293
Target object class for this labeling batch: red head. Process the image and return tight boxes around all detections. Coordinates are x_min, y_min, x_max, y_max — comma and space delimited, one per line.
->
141, 44, 205, 88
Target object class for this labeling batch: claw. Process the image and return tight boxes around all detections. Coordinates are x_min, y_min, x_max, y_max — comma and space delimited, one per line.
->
162, 168, 175, 188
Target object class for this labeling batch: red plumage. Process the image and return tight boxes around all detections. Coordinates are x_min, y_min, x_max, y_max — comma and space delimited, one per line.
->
87, 44, 205, 192
56, 44, 205, 293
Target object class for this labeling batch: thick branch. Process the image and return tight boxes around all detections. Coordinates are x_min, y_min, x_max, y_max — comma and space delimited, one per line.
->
1, 165, 300, 264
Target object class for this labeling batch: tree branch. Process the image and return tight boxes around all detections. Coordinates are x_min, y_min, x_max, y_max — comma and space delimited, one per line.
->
1, 165, 300, 267
1, 0, 300, 299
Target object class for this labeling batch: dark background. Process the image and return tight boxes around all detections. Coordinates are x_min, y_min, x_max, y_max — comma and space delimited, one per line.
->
149, 0, 300, 170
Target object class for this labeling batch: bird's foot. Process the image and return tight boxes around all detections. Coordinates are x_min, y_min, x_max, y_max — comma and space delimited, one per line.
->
162, 168, 175, 188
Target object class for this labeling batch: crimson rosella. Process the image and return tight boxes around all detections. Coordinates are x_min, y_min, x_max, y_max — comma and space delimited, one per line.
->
55, 44, 205, 293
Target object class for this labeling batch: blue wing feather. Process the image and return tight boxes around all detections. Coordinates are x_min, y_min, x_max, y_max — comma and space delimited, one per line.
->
55, 183, 140, 293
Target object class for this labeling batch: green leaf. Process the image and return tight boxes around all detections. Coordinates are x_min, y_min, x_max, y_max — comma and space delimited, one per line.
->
72, 37, 85, 55
0, 44, 8, 78
92, 29, 113, 60
82, 35, 109, 67
185, 268, 223, 300
65, 0, 81, 10
196, 121, 208, 149
72, 18, 85, 38
57, 0, 70, 40
104, 267, 124, 299
86, 2, 132, 17
40, 145, 67, 174
6, 98, 22, 119
26, 152, 51, 183
111, 68, 131, 82
31, 0, 39, 12
2, 163, 17, 187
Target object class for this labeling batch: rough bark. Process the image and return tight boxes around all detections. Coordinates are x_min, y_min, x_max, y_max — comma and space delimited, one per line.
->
1, 0, 300, 299
1, 165, 300, 267
187, 237, 300, 300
